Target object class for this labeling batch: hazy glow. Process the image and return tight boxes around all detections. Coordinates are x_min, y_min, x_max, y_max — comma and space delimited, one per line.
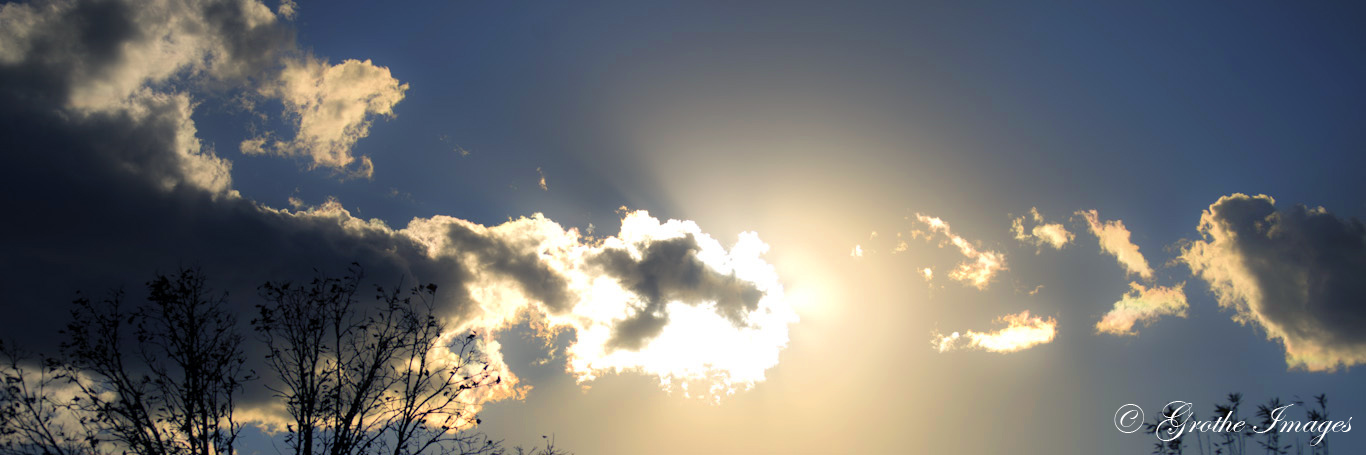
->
934, 310, 1057, 353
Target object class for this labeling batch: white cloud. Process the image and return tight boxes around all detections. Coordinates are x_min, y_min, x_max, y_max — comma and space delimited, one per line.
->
1012, 207, 1073, 251
934, 310, 1057, 353
246, 56, 409, 178
1076, 209, 1154, 280
1095, 282, 1188, 336
914, 214, 1007, 289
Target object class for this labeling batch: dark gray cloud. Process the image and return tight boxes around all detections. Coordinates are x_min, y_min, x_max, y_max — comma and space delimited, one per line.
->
1182, 193, 1366, 371
443, 221, 573, 314
590, 234, 763, 350
0, 0, 442, 348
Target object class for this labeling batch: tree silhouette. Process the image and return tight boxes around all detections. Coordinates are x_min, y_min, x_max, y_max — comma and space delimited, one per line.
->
0, 340, 99, 455
58, 268, 250, 455
1, 265, 558, 455
509, 435, 571, 455
379, 283, 501, 455
253, 265, 503, 455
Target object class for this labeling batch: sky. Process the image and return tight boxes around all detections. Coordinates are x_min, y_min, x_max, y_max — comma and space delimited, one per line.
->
3, 0, 1366, 454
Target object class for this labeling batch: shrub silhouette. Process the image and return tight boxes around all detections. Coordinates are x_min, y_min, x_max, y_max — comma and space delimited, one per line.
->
1134, 392, 1334, 455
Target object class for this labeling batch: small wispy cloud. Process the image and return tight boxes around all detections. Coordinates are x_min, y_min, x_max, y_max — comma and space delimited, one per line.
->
537, 167, 548, 191
933, 310, 1057, 353
914, 214, 1007, 289
1012, 207, 1073, 251
1076, 209, 1154, 280
1095, 282, 1188, 336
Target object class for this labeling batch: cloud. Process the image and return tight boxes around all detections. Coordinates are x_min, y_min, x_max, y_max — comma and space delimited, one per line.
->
0, 0, 796, 431
1012, 207, 1073, 251
1181, 194, 1366, 372
850, 244, 864, 257
913, 214, 1007, 289
0, 0, 290, 112
1076, 209, 1154, 280
402, 209, 797, 403
933, 310, 1057, 353
1095, 282, 1188, 336
244, 56, 408, 178
0, 0, 293, 196
537, 167, 548, 191
277, 0, 297, 20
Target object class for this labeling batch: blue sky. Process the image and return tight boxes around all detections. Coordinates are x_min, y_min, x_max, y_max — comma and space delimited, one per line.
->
3, 0, 1366, 453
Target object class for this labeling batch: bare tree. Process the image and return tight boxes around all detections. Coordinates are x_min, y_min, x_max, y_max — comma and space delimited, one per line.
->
380, 284, 499, 455
5, 265, 558, 455
59, 268, 251, 455
254, 265, 504, 455
0, 341, 100, 455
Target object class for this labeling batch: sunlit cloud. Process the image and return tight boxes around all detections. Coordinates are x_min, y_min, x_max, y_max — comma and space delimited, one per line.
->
1095, 282, 1188, 336
277, 0, 298, 20
537, 167, 549, 191
914, 214, 1007, 289
1012, 207, 1073, 251
1182, 194, 1366, 372
933, 310, 1057, 353
402, 209, 797, 403
1076, 209, 1154, 280
244, 56, 409, 178
850, 244, 864, 257
892, 233, 909, 254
